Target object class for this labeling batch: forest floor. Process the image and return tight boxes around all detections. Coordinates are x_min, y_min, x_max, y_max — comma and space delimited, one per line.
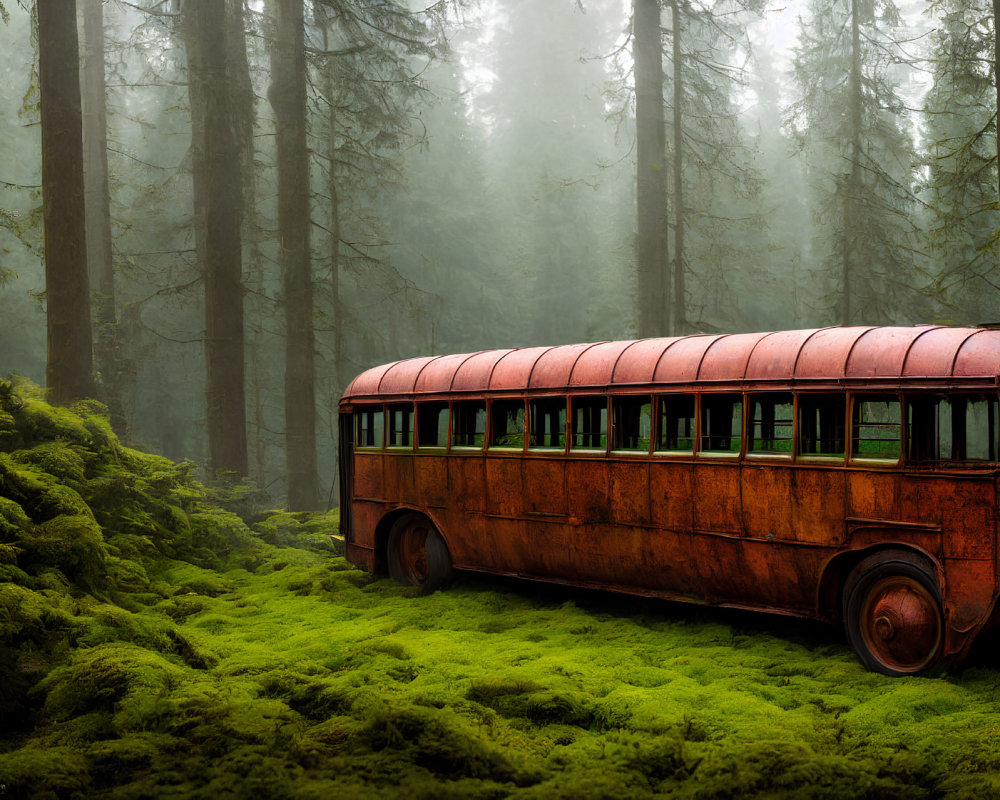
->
3, 383, 1000, 798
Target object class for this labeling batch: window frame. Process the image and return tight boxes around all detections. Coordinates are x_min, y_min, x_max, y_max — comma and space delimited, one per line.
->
746, 392, 795, 458
569, 395, 609, 454
611, 394, 653, 455
654, 393, 696, 455
528, 397, 567, 453
355, 405, 384, 450
489, 398, 526, 451
386, 403, 415, 449
451, 400, 487, 451
851, 393, 902, 464
699, 393, 743, 457
415, 401, 449, 450
906, 392, 1000, 467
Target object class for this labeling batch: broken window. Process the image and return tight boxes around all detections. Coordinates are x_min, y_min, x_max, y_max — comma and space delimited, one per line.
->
908, 394, 999, 464
853, 396, 901, 460
571, 397, 607, 450
416, 402, 448, 448
490, 400, 525, 448
656, 394, 695, 452
355, 407, 384, 448
798, 394, 846, 458
452, 401, 486, 448
386, 404, 413, 448
529, 398, 566, 450
612, 395, 652, 452
748, 393, 794, 454
700, 394, 742, 454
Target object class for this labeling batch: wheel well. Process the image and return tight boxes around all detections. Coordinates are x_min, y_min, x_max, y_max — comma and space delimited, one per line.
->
373, 508, 427, 576
817, 544, 940, 622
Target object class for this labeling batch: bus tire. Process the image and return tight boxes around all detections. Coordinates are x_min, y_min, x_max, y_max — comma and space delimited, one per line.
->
386, 513, 453, 592
843, 551, 943, 676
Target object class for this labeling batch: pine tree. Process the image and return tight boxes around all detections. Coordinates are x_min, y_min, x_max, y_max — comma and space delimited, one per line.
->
789, 0, 919, 325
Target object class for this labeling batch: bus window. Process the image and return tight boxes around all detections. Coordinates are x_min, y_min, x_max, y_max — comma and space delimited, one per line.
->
799, 394, 845, 459
571, 397, 607, 450
356, 407, 384, 449
656, 394, 695, 453
416, 402, 448, 448
529, 398, 566, 450
612, 395, 651, 452
701, 394, 742, 454
387, 404, 413, 448
908, 394, 999, 464
452, 402, 486, 448
853, 396, 901, 461
748, 393, 793, 454
490, 400, 525, 448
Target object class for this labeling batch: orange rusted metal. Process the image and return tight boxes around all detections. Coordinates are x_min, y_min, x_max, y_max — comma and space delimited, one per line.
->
339, 326, 1000, 674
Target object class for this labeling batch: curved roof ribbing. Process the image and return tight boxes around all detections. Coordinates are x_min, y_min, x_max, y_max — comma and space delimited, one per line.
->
341, 326, 1000, 401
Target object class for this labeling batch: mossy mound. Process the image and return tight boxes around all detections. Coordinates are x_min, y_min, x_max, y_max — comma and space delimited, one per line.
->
4, 381, 1000, 797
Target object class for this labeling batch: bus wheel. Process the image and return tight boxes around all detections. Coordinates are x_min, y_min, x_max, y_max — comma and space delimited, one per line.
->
843, 552, 943, 676
386, 513, 453, 592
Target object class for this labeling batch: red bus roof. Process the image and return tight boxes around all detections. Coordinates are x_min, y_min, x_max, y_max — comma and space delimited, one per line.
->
341, 326, 1000, 401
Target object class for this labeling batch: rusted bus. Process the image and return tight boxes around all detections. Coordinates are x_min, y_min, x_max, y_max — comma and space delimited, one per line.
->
338, 326, 1000, 676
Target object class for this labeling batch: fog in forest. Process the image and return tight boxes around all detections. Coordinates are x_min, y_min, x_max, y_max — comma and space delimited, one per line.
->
1, 0, 997, 506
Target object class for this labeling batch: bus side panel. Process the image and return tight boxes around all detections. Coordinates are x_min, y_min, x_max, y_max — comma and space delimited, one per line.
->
610, 461, 651, 526
353, 453, 383, 500
692, 462, 742, 536
789, 468, 847, 545
383, 453, 416, 505
451, 455, 485, 513
939, 479, 995, 560
485, 456, 523, 517
649, 462, 695, 535
740, 465, 846, 545
942, 557, 998, 656
741, 463, 795, 540
847, 471, 899, 521
524, 459, 567, 516
566, 459, 610, 523
735, 539, 827, 613
414, 455, 448, 508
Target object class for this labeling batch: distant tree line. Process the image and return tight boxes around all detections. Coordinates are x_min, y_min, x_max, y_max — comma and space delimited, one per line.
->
2, 0, 1000, 508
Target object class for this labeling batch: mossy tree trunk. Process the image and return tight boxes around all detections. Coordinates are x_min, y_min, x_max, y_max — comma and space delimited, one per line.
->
185, 0, 249, 478
634, 0, 670, 338
270, 0, 320, 510
38, 0, 97, 405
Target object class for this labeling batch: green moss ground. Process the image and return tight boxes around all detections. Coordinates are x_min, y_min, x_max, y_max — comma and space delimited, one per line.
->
3, 380, 1000, 798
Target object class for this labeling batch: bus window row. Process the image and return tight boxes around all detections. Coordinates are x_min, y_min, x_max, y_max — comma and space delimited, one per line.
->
353, 392, 1000, 465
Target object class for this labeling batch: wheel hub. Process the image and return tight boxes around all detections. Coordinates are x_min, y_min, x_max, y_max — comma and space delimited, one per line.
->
861, 575, 941, 673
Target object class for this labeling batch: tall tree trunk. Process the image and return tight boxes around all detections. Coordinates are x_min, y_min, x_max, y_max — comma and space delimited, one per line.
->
843, 0, 862, 325
319, 13, 344, 508
995, 0, 1000, 218
186, 0, 248, 477
670, 0, 685, 334
634, 0, 670, 338
80, 0, 126, 433
271, 0, 320, 510
38, 0, 96, 404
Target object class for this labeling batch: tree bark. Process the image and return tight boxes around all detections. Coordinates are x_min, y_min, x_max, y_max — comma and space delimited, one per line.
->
185, 0, 248, 477
842, 0, 862, 325
319, 11, 344, 508
634, 0, 670, 338
670, 0, 685, 334
271, 0, 320, 510
994, 0, 1000, 216
39, 0, 96, 404
80, 0, 127, 433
